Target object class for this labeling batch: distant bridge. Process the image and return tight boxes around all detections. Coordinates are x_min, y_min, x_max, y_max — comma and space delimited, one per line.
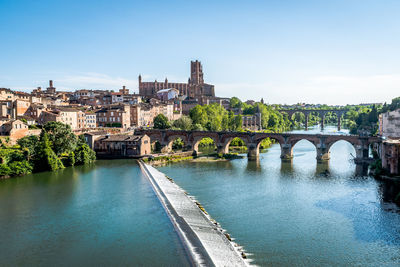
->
277, 109, 348, 130
135, 129, 380, 163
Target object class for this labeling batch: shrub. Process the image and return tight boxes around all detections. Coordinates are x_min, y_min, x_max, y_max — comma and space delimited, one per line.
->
0, 164, 11, 177
8, 161, 33, 176
61, 152, 76, 167
154, 114, 170, 129
74, 144, 96, 165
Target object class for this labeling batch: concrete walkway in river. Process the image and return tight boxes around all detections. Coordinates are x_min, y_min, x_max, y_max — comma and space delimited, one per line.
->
139, 161, 248, 267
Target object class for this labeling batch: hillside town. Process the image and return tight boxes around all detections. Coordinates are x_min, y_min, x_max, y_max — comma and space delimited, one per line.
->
0, 60, 400, 176
0, 61, 231, 139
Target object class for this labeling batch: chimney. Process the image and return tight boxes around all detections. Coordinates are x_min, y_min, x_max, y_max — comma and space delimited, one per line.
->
123, 86, 126, 90
49, 80, 53, 87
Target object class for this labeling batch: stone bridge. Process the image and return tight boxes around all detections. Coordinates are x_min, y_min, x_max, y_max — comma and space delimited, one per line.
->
278, 109, 348, 130
135, 129, 381, 163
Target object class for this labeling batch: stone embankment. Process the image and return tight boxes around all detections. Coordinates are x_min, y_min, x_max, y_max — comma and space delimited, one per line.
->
138, 161, 248, 267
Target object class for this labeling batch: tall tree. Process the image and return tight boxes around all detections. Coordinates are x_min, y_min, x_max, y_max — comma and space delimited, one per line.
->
153, 114, 170, 129
33, 132, 64, 172
173, 116, 193, 130
43, 122, 77, 155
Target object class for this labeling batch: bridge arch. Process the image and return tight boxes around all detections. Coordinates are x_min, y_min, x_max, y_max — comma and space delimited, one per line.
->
222, 137, 249, 153
218, 134, 251, 154
246, 135, 286, 159
166, 134, 189, 151
192, 136, 218, 155
290, 138, 318, 156
326, 139, 357, 159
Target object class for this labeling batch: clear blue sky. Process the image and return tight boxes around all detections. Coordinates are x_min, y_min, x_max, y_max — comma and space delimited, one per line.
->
1, 0, 400, 105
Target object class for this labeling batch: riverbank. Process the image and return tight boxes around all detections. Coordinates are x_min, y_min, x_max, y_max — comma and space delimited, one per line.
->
138, 160, 249, 267
143, 152, 244, 166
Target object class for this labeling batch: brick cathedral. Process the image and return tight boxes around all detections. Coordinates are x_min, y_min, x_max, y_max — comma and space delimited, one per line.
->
138, 60, 215, 99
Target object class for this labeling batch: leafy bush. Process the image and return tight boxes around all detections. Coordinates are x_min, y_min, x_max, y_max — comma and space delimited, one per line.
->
0, 122, 96, 179
28, 124, 40, 129
33, 132, 64, 172
8, 161, 33, 176
0, 164, 11, 176
173, 116, 192, 130
61, 152, 75, 167
154, 114, 170, 129
44, 122, 77, 155
74, 144, 96, 165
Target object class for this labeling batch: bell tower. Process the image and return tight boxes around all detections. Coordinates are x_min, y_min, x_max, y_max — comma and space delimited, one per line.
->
190, 60, 204, 85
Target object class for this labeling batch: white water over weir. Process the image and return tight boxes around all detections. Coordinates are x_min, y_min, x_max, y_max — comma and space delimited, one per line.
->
138, 161, 248, 267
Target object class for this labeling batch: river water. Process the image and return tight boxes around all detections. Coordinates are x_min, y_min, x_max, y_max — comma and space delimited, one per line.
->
159, 126, 400, 266
1, 126, 399, 266
0, 160, 190, 266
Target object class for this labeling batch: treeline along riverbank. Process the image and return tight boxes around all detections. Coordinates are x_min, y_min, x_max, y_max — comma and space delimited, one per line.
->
0, 122, 96, 179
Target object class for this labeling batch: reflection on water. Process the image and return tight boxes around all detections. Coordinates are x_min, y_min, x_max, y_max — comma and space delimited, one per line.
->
159, 126, 400, 266
0, 160, 190, 266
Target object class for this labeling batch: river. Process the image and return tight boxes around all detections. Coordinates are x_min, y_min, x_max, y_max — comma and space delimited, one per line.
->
0, 160, 190, 266
0, 126, 399, 266
158, 126, 400, 266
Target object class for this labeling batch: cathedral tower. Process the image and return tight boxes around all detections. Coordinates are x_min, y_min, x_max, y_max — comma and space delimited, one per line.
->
190, 60, 204, 85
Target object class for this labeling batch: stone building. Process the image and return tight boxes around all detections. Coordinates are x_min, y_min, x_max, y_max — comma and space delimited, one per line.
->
24, 103, 45, 120
0, 101, 14, 118
95, 104, 131, 128
242, 113, 262, 131
38, 108, 80, 129
130, 102, 176, 127
181, 98, 200, 115
138, 60, 215, 99
379, 109, 400, 138
85, 112, 97, 128
381, 139, 400, 175
0, 119, 29, 140
14, 99, 31, 117
90, 134, 150, 158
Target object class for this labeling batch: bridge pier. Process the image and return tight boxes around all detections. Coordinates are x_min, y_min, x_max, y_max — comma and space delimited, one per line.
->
247, 143, 259, 160
320, 115, 325, 130
160, 143, 172, 153
316, 146, 330, 162
217, 143, 229, 155
305, 114, 309, 131
337, 117, 342, 131
280, 144, 293, 160
354, 145, 370, 163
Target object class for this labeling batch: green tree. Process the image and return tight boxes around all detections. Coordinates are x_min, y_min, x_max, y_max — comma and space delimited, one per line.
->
17, 135, 39, 160
228, 112, 242, 131
192, 123, 204, 131
230, 97, 242, 109
172, 116, 193, 130
0, 164, 11, 176
389, 97, 400, 111
189, 105, 208, 126
8, 161, 33, 176
43, 122, 77, 155
33, 132, 64, 172
153, 114, 170, 129
74, 135, 96, 165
